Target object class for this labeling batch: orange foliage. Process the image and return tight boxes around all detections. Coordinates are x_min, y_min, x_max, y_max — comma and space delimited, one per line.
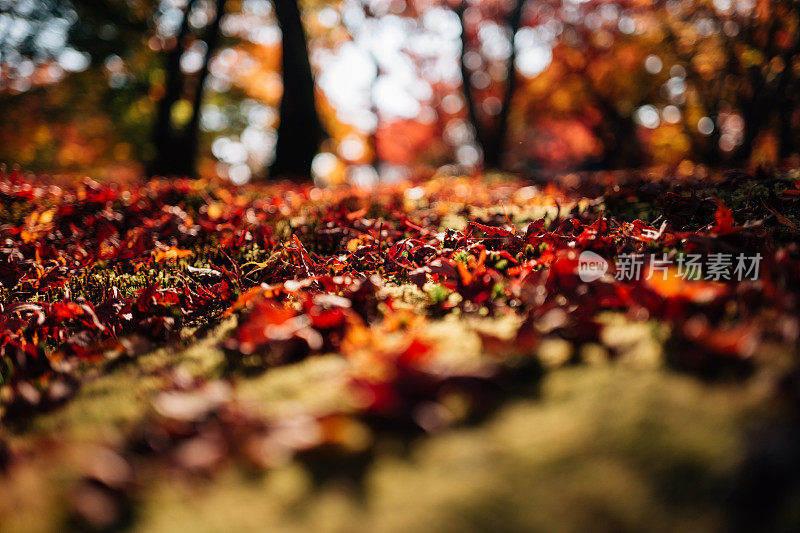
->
375, 119, 438, 165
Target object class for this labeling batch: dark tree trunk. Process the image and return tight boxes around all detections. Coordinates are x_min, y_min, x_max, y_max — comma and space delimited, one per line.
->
596, 115, 645, 169
458, 6, 491, 168
682, 99, 721, 166
458, 0, 524, 171
149, 0, 226, 178
149, 0, 198, 177
183, 0, 227, 170
661, 23, 726, 166
269, 0, 326, 180
581, 79, 645, 169
731, 66, 768, 164
777, 26, 799, 159
730, 13, 800, 164
778, 87, 796, 159
484, 0, 524, 169
734, 111, 762, 164
705, 110, 723, 166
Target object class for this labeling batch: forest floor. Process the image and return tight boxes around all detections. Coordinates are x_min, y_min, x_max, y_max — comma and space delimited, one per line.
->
2, 167, 800, 531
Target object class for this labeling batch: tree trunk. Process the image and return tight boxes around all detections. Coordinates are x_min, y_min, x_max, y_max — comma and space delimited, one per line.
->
457, 6, 491, 169
581, 78, 645, 169
778, 85, 796, 159
149, 0, 198, 177
269, 0, 326, 180
182, 0, 227, 172
484, 0, 524, 170
731, 66, 768, 164
458, 0, 524, 171
596, 115, 644, 169
777, 27, 799, 160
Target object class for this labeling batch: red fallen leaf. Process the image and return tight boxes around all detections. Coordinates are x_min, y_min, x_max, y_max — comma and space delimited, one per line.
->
50, 301, 86, 321
782, 180, 800, 196
428, 258, 456, 277
3, 302, 46, 323
134, 284, 180, 314
225, 301, 298, 352
508, 245, 558, 277
574, 218, 615, 249
397, 338, 432, 367
457, 261, 473, 285
308, 307, 349, 329
524, 218, 546, 238
152, 247, 193, 262
181, 281, 233, 314
3, 169, 798, 432
682, 317, 759, 357
548, 252, 580, 279
385, 238, 416, 262
345, 207, 368, 221
134, 284, 161, 314
468, 221, 516, 238
304, 293, 353, 329
710, 199, 741, 235
624, 219, 664, 241
48, 302, 106, 331
644, 268, 729, 303
207, 281, 232, 301
223, 296, 342, 364
222, 286, 272, 317
290, 234, 317, 275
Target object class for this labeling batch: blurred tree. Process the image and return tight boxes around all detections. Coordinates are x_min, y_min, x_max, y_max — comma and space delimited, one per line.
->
269, 0, 327, 180
0, 0, 155, 176
0, 0, 77, 73
651, 0, 800, 164
149, 0, 229, 177
2, 0, 800, 179
509, 0, 656, 170
556, 17, 648, 169
456, 0, 525, 171
149, 0, 200, 177
67, 0, 154, 60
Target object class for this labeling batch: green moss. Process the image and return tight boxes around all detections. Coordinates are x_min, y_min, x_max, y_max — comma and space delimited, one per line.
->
125, 365, 764, 533
426, 284, 451, 306
21, 318, 235, 442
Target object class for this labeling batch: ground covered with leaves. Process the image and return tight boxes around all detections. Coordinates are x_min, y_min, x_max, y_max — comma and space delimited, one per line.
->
2, 167, 800, 531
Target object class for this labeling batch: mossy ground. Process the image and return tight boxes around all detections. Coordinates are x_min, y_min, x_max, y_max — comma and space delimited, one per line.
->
2, 172, 799, 531
0, 299, 784, 532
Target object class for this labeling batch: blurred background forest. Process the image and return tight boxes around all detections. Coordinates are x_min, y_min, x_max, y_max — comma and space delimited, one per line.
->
0, 0, 798, 185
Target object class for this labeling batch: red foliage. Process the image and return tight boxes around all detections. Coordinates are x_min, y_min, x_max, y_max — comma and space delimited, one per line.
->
1, 171, 798, 426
